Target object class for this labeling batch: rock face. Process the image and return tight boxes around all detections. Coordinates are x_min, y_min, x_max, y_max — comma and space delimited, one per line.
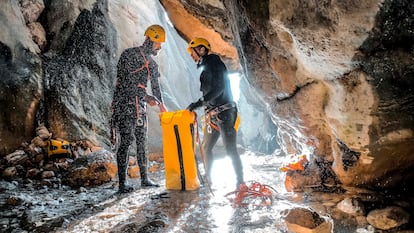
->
163, 0, 414, 189
285, 207, 332, 233
366, 206, 410, 230
0, 0, 43, 155
0, 0, 276, 158
1, 0, 413, 191
42, 0, 117, 147
64, 150, 117, 187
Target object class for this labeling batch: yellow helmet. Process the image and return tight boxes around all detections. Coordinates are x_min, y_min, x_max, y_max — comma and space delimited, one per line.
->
187, 37, 211, 54
144, 24, 165, 43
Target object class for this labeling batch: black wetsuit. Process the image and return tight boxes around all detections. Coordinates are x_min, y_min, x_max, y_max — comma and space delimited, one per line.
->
111, 43, 163, 189
195, 53, 244, 186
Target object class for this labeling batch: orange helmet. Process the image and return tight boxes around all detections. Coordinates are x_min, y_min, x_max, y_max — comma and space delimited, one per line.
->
144, 24, 165, 43
187, 37, 211, 54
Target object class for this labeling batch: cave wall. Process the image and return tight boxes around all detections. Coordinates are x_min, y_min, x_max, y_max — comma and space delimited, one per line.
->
0, 0, 277, 157
0, 1, 43, 155
43, 0, 117, 146
0, 0, 195, 154
163, 0, 414, 189
0, 0, 198, 153
1, 0, 413, 189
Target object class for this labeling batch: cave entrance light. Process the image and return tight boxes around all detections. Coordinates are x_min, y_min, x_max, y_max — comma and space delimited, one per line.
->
229, 72, 240, 102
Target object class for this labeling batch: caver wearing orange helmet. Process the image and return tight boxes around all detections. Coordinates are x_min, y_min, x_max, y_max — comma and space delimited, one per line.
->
186, 37, 244, 189
110, 24, 168, 193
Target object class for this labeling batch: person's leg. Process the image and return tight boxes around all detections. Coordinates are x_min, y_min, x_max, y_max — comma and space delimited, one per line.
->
219, 108, 244, 187
202, 118, 220, 182
135, 115, 159, 187
117, 118, 135, 193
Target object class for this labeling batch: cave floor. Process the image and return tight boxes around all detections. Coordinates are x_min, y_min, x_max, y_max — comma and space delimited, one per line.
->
1, 149, 413, 233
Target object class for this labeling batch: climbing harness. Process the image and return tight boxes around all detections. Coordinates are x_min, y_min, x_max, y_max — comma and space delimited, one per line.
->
205, 113, 220, 134
225, 181, 278, 207
205, 102, 237, 133
131, 47, 150, 79
206, 101, 236, 116
130, 47, 156, 126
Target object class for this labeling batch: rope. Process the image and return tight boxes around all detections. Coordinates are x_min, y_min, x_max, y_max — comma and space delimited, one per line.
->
194, 113, 214, 196
225, 180, 278, 207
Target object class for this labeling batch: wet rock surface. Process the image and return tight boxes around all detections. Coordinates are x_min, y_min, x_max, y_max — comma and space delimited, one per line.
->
1, 150, 414, 233
168, 0, 414, 190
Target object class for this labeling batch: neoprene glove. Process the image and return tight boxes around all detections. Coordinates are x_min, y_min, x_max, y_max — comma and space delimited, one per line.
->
187, 98, 203, 111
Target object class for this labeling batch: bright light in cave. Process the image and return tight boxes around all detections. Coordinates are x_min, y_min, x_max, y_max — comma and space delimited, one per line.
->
210, 157, 237, 192
229, 72, 241, 102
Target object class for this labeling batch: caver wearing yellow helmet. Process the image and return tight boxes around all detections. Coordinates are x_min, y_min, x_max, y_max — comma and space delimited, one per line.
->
186, 37, 213, 64
187, 37, 211, 54
186, 37, 244, 189
110, 25, 168, 193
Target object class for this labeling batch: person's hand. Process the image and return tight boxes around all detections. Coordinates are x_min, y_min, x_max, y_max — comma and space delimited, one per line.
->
186, 102, 197, 112
186, 98, 203, 112
144, 95, 160, 107
159, 104, 167, 113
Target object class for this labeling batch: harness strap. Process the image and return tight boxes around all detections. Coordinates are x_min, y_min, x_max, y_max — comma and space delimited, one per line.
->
135, 96, 140, 119
205, 114, 220, 133
130, 47, 151, 83
207, 101, 236, 116
205, 102, 237, 132
137, 83, 146, 89
130, 48, 151, 122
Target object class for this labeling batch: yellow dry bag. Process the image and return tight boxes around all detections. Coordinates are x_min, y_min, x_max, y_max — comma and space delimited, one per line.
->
159, 110, 199, 190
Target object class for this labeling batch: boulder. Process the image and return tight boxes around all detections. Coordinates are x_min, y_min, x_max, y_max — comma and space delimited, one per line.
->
367, 206, 410, 230
284, 207, 332, 233
64, 149, 117, 187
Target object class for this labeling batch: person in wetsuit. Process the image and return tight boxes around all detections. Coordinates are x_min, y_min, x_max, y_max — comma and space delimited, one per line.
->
186, 37, 244, 188
111, 24, 167, 193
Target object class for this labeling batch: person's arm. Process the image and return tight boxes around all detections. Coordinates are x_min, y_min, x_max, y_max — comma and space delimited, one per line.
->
150, 66, 163, 104
187, 55, 227, 111
148, 63, 167, 112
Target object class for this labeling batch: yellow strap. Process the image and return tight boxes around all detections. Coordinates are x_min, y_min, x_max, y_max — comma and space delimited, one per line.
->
234, 113, 241, 132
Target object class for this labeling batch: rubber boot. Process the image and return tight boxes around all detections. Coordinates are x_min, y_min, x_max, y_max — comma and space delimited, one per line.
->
137, 153, 159, 187
236, 175, 244, 190
119, 183, 134, 193
117, 149, 134, 193
117, 165, 134, 193
233, 157, 244, 190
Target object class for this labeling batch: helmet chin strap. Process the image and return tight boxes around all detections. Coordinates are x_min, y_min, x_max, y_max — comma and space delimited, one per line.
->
192, 47, 204, 66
